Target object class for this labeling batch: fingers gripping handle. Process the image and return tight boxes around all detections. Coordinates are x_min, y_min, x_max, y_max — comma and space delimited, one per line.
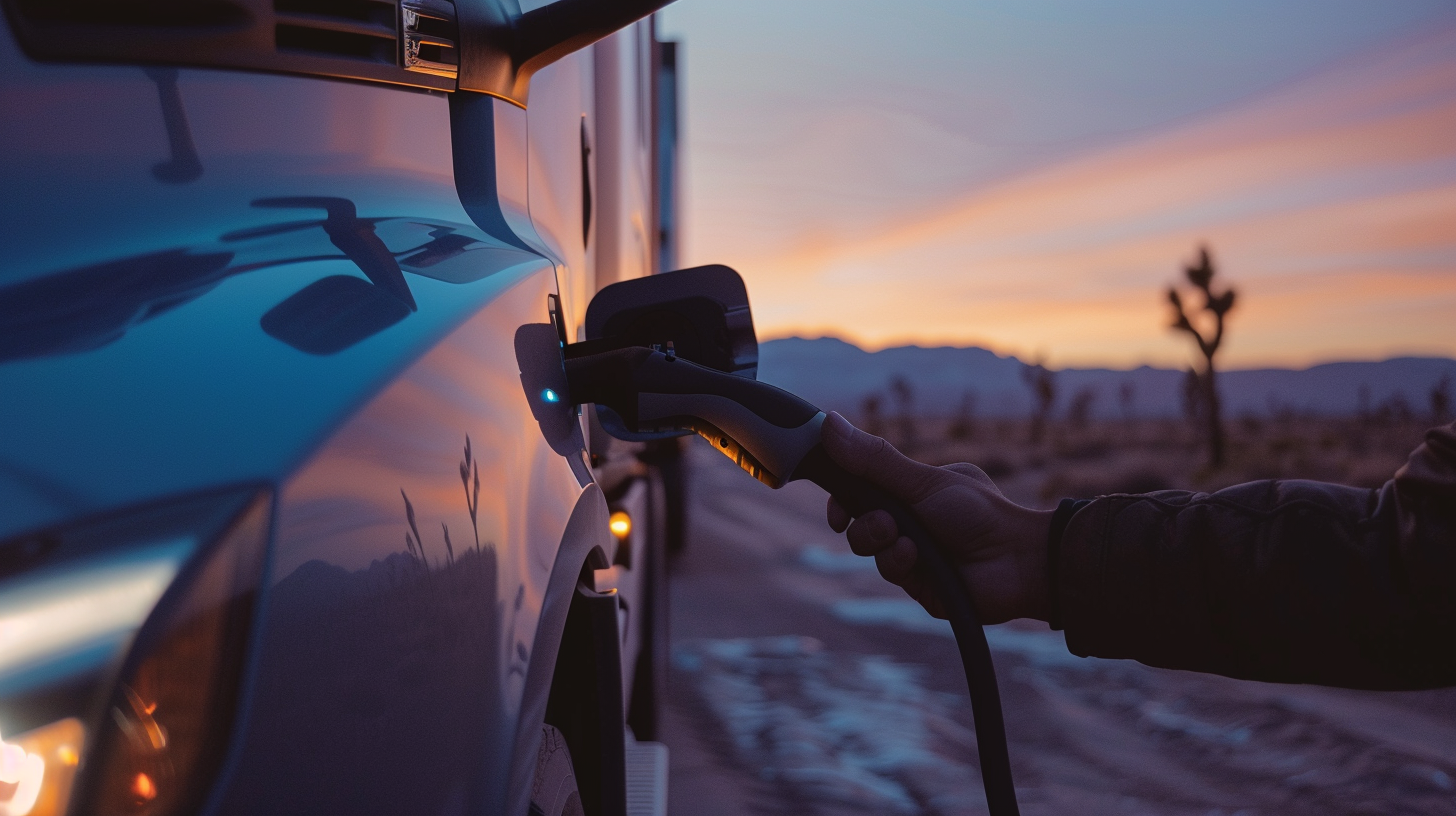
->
792, 446, 1022, 816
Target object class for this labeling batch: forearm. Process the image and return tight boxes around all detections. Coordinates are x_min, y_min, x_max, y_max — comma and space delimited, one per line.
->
1054, 425, 1456, 690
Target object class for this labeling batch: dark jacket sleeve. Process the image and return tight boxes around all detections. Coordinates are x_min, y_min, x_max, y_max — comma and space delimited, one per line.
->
1056, 422, 1456, 689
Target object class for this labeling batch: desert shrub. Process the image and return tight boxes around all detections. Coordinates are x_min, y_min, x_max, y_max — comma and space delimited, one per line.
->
1108, 469, 1174, 494
1055, 440, 1112, 461
978, 456, 1017, 479
1040, 467, 1172, 501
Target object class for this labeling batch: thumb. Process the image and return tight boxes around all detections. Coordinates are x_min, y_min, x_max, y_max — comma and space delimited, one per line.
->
820, 411, 945, 505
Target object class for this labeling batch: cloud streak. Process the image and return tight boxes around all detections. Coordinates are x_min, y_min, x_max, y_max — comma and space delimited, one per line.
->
682, 23, 1456, 368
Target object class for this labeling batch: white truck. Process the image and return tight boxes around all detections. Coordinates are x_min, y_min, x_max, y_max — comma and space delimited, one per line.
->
0, 1, 683, 813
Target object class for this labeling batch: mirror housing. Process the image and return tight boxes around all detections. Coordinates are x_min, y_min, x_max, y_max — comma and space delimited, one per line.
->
458, 0, 677, 105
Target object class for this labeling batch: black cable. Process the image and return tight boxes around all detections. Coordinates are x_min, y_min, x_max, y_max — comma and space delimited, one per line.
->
793, 446, 1021, 816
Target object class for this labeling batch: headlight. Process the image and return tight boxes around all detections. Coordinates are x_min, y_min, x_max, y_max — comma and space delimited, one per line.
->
0, 718, 82, 816
0, 487, 270, 816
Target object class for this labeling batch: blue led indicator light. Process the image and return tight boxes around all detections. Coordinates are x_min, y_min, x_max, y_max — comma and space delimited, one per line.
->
541, 388, 560, 403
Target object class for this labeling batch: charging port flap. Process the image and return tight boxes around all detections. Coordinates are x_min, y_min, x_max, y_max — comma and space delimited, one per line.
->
576, 265, 757, 379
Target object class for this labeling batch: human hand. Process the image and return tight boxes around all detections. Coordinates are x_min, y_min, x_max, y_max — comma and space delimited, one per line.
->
821, 412, 1053, 624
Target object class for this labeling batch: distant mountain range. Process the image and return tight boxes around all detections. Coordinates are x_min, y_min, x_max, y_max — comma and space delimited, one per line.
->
756, 336, 1456, 419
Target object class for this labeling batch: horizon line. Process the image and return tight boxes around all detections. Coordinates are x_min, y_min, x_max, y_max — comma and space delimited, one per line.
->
762, 334, 1456, 373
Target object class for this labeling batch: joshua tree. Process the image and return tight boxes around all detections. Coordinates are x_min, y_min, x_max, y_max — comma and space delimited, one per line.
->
1118, 381, 1136, 421
1066, 386, 1098, 431
889, 375, 917, 455
1432, 375, 1452, 425
1168, 246, 1236, 468
861, 393, 885, 438
947, 390, 978, 441
1021, 358, 1057, 445
1376, 393, 1415, 425
1180, 367, 1203, 427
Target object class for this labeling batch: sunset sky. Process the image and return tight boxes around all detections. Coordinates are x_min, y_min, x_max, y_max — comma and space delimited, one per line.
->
657, 1, 1456, 369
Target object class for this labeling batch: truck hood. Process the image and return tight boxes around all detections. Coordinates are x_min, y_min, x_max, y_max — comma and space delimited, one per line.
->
0, 172, 550, 541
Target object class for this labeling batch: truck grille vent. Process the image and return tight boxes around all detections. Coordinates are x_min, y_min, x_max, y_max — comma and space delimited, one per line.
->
274, 0, 397, 64
401, 0, 458, 80
11, 0, 252, 28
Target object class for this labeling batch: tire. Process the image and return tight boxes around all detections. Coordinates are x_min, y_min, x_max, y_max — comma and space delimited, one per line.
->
530, 725, 585, 816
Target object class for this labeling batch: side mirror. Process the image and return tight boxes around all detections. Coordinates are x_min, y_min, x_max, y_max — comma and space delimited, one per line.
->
458, 0, 677, 105
567, 264, 759, 438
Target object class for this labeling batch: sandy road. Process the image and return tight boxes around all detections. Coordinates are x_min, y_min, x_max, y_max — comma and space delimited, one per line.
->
661, 441, 1456, 816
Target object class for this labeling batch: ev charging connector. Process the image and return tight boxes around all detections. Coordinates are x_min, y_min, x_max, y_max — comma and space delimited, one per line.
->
555, 265, 1022, 816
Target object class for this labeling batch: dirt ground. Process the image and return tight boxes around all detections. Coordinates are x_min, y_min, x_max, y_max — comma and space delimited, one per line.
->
872, 414, 1433, 509
660, 419, 1456, 816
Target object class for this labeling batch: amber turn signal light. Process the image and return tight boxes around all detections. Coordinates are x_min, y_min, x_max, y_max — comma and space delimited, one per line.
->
608, 511, 632, 540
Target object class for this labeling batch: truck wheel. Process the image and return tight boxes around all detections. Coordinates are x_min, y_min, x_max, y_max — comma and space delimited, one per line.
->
529, 725, 585, 816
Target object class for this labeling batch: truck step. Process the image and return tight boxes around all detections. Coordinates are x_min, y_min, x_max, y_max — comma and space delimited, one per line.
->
624, 739, 669, 816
